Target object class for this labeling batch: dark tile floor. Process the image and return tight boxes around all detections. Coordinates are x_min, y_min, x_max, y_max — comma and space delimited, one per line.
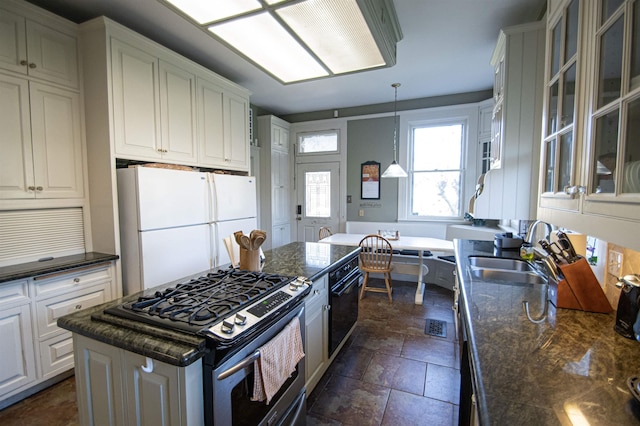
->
0, 279, 459, 426
307, 279, 459, 426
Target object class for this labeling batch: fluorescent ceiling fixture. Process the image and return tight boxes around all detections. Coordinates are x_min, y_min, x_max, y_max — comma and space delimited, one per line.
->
165, 0, 261, 24
160, 0, 401, 83
276, 0, 385, 74
209, 13, 329, 83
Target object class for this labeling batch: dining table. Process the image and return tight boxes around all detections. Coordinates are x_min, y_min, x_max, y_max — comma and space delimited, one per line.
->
318, 233, 454, 304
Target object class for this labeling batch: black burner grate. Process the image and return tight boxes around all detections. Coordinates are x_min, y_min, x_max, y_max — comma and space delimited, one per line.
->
121, 269, 295, 328
425, 318, 447, 338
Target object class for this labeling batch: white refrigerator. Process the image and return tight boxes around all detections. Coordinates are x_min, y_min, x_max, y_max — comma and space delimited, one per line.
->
117, 166, 212, 294
208, 174, 258, 267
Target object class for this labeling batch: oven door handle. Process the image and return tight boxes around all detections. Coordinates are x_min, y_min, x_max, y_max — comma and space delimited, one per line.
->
217, 349, 261, 381
331, 273, 361, 297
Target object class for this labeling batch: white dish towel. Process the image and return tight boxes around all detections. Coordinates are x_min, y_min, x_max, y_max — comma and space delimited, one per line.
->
252, 316, 305, 404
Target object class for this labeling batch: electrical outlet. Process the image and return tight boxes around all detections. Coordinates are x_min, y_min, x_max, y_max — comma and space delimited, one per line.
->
359, 209, 364, 217
608, 250, 622, 276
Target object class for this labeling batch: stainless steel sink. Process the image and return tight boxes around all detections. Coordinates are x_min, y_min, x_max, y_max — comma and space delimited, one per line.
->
467, 256, 546, 285
468, 256, 536, 272
468, 268, 547, 285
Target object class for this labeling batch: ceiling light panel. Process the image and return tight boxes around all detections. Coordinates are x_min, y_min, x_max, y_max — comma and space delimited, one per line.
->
165, 0, 261, 24
276, 0, 385, 74
208, 13, 329, 83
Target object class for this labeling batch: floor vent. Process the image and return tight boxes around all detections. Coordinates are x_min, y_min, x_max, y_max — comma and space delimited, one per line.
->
425, 319, 447, 338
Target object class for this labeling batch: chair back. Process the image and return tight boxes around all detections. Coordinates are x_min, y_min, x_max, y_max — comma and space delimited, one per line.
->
318, 227, 333, 240
358, 234, 393, 271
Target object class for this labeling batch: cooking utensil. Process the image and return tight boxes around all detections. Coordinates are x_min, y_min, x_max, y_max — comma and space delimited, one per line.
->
234, 231, 252, 250
627, 375, 640, 402
250, 230, 266, 250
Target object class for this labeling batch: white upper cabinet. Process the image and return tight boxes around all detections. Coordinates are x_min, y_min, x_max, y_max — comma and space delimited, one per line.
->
110, 39, 161, 160
110, 39, 198, 164
0, 74, 84, 199
538, 0, 640, 251
197, 76, 250, 171
0, 8, 78, 88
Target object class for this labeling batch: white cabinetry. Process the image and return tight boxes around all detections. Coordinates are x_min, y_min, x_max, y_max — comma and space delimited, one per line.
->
73, 334, 204, 426
258, 115, 292, 249
110, 39, 197, 164
0, 6, 78, 88
0, 261, 116, 408
0, 1, 83, 201
473, 21, 544, 220
304, 274, 329, 393
197, 77, 250, 171
538, 0, 640, 251
79, 16, 251, 259
0, 280, 36, 399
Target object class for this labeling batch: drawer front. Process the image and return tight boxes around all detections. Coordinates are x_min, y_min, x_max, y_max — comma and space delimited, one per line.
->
0, 280, 30, 307
36, 284, 110, 339
305, 281, 327, 308
39, 331, 74, 379
34, 263, 112, 299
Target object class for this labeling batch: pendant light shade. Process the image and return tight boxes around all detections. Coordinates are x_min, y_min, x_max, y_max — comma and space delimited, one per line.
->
382, 83, 407, 178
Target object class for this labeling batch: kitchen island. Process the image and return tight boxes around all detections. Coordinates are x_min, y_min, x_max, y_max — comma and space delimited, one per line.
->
58, 242, 359, 425
455, 239, 640, 425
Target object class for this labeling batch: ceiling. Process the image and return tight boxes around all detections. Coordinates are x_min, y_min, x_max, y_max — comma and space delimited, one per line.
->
26, 0, 546, 116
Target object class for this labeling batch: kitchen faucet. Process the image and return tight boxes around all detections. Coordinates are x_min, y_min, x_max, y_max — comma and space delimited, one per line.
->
524, 220, 555, 245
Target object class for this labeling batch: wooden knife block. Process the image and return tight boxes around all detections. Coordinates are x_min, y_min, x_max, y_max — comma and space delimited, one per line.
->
556, 257, 612, 313
239, 247, 260, 272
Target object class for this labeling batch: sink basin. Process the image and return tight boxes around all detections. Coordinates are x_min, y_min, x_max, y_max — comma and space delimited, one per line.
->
467, 256, 547, 285
469, 268, 547, 285
468, 256, 536, 272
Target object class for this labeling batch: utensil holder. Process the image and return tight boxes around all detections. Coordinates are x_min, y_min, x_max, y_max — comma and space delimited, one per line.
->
239, 247, 261, 271
555, 257, 612, 313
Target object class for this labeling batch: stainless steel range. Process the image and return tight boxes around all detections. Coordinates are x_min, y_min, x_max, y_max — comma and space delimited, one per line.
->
104, 268, 311, 426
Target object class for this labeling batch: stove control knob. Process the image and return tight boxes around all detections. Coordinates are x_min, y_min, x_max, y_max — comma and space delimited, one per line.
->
289, 282, 300, 291
221, 318, 235, 334
234, 313, 247, 326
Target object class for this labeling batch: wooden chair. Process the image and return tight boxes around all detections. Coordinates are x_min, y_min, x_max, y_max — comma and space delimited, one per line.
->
358, 234, 394, 303
318, 227, 333, 240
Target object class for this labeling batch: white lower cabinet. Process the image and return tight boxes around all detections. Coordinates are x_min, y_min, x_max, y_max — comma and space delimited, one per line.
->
0, 299, 36, 398
73, 334, 204, 426
0, 261, 116, 406
304, 274, 328, 393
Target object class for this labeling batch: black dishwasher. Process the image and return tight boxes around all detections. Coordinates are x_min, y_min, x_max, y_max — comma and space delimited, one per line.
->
328, 255, 362, 358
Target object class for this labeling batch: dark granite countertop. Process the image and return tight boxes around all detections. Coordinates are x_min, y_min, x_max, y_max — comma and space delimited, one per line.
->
0, 252, 119, 283
454, 239, 640, 425
58, 242, 360, 367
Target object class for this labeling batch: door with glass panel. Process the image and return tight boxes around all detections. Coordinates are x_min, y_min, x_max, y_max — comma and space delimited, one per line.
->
539, 0, 582, 212
582, 0, 640, 221
295, 162, 340, 242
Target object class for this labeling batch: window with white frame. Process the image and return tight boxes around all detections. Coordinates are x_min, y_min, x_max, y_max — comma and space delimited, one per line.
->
297, 130, 339, 154
408, 121, 465, 218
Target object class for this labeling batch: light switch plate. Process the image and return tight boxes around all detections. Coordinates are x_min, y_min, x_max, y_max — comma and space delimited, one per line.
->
608, 250, 622, 276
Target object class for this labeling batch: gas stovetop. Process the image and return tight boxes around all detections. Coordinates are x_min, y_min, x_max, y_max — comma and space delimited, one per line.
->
104, 268, 310, 343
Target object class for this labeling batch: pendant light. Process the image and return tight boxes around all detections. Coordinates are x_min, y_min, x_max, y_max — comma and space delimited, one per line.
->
381, 83, 408, 178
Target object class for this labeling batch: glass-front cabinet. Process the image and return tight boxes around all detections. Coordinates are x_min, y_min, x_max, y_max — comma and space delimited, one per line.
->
582, 0, 640, 220
538, 0, 640, 251
539, 0, 582, 212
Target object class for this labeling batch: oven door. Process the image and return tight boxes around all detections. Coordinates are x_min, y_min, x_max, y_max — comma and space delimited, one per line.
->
205, 303, 306, 426
329, 270, 362, 358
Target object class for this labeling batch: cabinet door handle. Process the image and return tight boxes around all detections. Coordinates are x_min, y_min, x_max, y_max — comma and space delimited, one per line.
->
73, 278, 80, 283
314, 289, 320, 295
141, 357, 154, 373
29, 63, 36, 69
20, 60, 28, 66
36, 186, 43, 191
28, 186, 35, 191
75, 304, 82, 310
